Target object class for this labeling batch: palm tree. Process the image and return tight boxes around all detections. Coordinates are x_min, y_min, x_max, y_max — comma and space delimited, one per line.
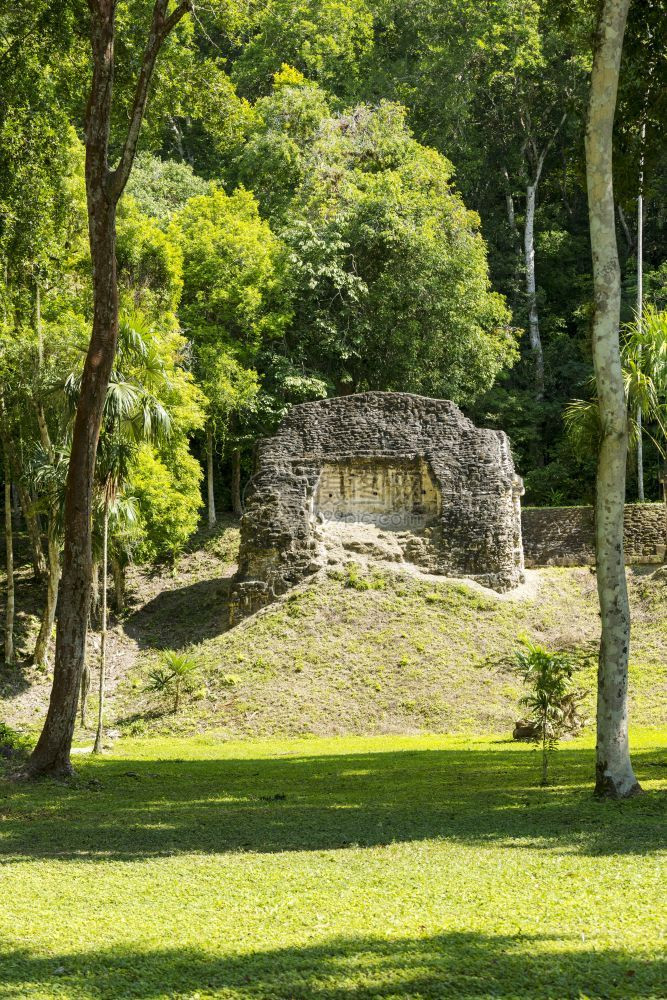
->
565, 307, 667, 493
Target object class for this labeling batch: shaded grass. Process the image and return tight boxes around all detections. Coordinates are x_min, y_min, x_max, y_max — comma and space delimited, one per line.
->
0, 731, 665, 998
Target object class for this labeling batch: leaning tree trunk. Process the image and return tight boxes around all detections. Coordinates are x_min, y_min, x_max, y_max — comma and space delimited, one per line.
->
206, 424, 216, 527
33, 524, 60, 669
4, 454, 15, 666
231, 447, 243, 517
26, 0, 192, 777
93, 495, 109, 754
585, 0, 640, 799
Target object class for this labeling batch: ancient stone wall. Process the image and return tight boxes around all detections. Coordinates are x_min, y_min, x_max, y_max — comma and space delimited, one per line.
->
521, 504, 667, 567
231, 392, 524, 619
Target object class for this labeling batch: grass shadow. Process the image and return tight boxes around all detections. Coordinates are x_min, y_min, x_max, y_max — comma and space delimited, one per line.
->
122, 576, 233, 651
1, 744, 664, 862
0, 930, 663, 999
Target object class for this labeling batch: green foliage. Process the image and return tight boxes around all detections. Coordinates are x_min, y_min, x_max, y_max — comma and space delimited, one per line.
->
125, 153, 210, 223
145, 650, 200, 713
131, 444, 203, 564
279, 101, 516, 400
513, 638, 579, 786
343, 563, 387, 591
117, 199, 184, 313
172, 186, 289, 353
0, 723, 31, 757
231, 1, 374, 99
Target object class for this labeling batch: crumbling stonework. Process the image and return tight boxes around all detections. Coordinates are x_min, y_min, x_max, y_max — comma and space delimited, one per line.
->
522, 504, 667, 566
231, 392, 524, 618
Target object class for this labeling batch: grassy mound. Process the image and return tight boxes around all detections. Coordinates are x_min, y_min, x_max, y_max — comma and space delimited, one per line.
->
3, 521, 666, 740
116, 558, 666, 739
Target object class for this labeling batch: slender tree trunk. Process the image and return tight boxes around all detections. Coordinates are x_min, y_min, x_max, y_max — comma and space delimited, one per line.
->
617, 203, 634, 251
90, 560, 101, 624
524, 181, 545, 401
4, 455, 15, 666
112, 557, 125, 612
16, 479, 46, 581
26, 0, 192, 777
4, 427, 46, 580
585, 0, 640, 799
231, 447, 243, 517
206, 424, 216, 527
93, 496, 109, 754
33, 525, 60, 669
32, 399, 59, 668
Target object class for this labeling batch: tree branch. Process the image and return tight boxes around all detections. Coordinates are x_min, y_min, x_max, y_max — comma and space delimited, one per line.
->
110, 0, 193, 200
534, 111, 568, 185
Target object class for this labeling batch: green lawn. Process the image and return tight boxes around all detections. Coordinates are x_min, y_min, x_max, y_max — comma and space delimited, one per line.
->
1, 731, 665, 999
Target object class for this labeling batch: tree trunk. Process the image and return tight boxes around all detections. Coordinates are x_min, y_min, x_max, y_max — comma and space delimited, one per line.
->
26, 0, 193, 777
90, 560, 101, 625
585, 0, 640, 799
4, 455, 15, 666
16, 479, 46, 581
93, 496, 109, 754
206, 424, 216, 527
231, 447, 243, 517
80, 661, 90, 728
524, 181, 545, 400
33, 525, 60, 669
112, 557, 125, 612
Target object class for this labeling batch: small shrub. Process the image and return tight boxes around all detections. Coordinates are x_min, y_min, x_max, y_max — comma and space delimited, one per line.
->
220, 673, 241, 687
145, 651, 199, 713
513, 639, 584, 786
0, 723, 31, 761
344, 563, 387, 591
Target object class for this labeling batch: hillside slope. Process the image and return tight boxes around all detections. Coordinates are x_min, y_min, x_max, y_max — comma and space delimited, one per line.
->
2, 521, 666, 740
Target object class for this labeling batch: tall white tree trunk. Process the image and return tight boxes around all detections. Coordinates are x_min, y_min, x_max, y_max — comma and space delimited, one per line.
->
4, 456, 15, 666
524, 180, 545, 400
93, 496, 109, 754
636, 122, 645, 501
206, 424, 216, 528
586, 0, 640, 799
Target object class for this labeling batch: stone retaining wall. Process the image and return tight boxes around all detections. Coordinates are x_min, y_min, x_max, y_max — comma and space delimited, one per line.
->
521, 504, 666, 567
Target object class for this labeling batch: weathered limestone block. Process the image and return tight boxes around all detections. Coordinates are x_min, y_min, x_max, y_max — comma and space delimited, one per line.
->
230, 392, 525, 620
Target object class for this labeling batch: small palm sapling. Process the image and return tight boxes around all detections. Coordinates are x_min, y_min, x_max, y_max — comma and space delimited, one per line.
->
514, 639, 580, 786
146, 651, 199, 713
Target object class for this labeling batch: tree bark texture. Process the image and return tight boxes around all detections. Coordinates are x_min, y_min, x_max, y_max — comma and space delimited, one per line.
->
585, 0, 640, 799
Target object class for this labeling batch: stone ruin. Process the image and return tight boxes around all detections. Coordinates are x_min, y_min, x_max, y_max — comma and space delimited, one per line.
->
230, 392, 524, 619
